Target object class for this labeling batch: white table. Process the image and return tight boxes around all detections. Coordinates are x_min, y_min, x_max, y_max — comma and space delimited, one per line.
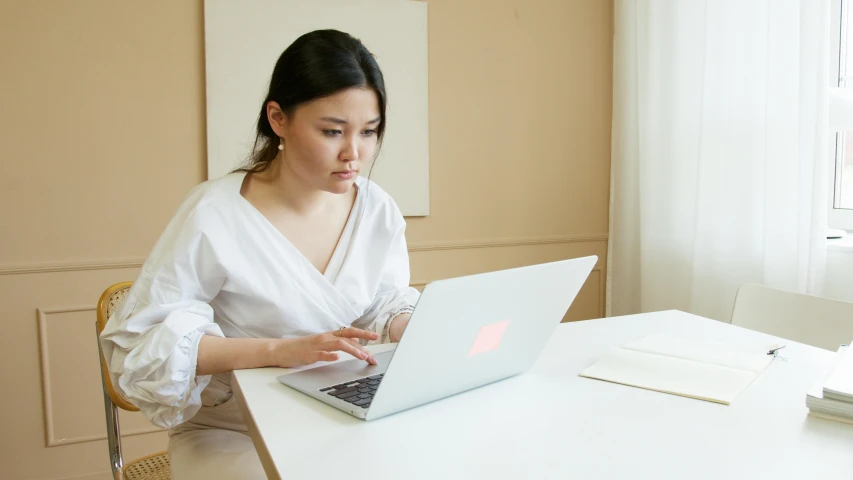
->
232, 310, 853, 479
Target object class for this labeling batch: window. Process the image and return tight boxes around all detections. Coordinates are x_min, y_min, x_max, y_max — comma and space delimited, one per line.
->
831, 0, 853, 230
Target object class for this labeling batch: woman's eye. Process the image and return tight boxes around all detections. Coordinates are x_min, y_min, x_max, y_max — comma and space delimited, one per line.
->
362, 129, 377, 137
323, 129, 342, 137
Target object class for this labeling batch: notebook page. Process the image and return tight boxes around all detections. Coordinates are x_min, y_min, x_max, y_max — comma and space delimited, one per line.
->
579, 348, 761, 404
808, 345, 848, 399
823, 344, 853, 399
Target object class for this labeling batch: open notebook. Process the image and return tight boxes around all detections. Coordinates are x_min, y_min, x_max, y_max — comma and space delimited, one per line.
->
580, 334, 775, 404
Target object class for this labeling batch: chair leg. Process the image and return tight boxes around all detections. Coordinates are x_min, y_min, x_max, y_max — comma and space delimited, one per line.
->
103, 390, 124, 477
97, 328, 123, 478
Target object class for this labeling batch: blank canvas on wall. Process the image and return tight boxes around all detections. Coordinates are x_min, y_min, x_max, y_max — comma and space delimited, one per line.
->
204, 0, 430, 216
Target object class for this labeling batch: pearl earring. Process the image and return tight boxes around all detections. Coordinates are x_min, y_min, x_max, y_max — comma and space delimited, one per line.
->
277, 138, 284, 151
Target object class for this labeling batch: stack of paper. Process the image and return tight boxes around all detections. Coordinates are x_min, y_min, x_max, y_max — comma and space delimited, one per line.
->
579, 334, 775, 404
807, 345, 853, 424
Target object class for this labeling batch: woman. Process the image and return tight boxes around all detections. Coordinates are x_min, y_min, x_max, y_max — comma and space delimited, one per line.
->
100, 29, 420, 479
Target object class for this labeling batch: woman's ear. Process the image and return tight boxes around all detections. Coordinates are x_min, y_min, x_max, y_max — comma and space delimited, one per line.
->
266, 101, 288, 138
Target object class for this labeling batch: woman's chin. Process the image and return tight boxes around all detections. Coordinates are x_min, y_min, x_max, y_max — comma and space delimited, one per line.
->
325, 178, 356, 195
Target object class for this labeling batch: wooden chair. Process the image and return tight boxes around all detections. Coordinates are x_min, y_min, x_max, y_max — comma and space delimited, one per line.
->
731, 283, 853, 351
96, 282, 171, 480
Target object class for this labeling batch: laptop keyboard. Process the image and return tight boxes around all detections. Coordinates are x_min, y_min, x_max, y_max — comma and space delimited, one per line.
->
319, 373, 384, 409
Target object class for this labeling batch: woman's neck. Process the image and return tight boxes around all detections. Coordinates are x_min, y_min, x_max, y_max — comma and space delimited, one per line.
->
256, 158, 346, 216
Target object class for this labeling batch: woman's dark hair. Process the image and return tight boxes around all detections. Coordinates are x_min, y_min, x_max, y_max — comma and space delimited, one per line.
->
239, 29, 387, 173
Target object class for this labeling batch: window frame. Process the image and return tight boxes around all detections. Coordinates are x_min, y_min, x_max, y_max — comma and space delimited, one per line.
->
830, 0, 853, 231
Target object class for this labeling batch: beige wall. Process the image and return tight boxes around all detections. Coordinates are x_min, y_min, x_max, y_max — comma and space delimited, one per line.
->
0, 1, 612, 478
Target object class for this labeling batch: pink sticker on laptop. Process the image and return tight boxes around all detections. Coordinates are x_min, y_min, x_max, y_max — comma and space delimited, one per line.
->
468, 320, 511, 357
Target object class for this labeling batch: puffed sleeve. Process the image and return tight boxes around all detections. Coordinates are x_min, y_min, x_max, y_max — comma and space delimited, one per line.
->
99, 203, 227, 428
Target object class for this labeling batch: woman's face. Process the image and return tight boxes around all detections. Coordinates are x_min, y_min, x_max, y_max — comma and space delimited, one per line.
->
268, 87, 381, 195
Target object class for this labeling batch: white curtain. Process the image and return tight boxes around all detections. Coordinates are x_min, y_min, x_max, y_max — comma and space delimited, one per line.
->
607, 0, 830, 321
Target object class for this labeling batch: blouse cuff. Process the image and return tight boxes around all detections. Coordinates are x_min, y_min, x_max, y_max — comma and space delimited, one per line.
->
381, 306, 415, 343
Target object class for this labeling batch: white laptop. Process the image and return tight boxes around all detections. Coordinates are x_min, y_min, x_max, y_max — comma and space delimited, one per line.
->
277, 255, 597, 421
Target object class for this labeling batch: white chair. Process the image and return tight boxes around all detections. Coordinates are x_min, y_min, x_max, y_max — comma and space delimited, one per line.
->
731, 283, 853, 351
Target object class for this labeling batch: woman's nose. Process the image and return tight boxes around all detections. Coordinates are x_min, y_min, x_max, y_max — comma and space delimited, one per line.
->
340, 139, 359, 162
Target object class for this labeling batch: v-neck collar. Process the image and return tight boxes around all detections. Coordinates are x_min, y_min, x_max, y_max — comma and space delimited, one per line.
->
231, 171, 365, 286
322, 188, 361, 283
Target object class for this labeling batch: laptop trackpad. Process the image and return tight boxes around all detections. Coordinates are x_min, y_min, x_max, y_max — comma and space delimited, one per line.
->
279, 350, 395, 391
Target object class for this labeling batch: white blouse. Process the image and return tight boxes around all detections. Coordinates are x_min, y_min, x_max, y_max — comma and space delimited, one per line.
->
99, 172, 420, 428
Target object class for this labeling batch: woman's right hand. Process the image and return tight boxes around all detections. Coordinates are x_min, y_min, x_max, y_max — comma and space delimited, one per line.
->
270, 327, 379, 368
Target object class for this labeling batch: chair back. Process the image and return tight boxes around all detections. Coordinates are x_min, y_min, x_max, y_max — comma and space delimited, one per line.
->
96, 281, 138, 411
731, 283, 853, 350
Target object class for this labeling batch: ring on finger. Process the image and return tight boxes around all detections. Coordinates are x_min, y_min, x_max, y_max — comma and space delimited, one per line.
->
337, 326, 346, 337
